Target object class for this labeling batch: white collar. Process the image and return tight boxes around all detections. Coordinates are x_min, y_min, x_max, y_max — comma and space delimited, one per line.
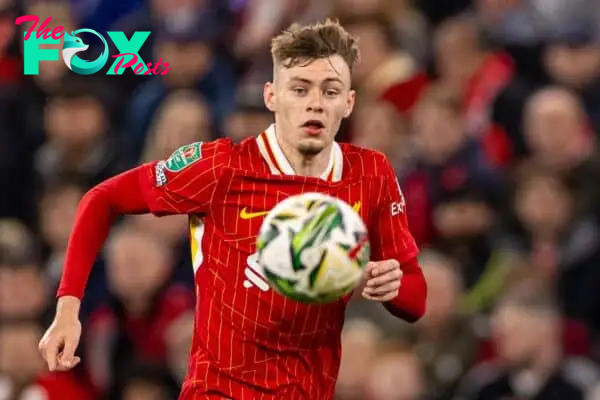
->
256, 124, 343, 182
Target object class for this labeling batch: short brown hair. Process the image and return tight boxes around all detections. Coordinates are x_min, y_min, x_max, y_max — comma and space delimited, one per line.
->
271, 19, 360, 73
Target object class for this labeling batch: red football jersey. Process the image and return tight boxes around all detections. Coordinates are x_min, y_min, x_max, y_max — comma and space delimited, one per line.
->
136, 125, 422, 399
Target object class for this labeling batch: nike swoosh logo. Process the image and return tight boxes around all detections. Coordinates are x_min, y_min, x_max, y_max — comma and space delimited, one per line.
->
240, 208, 270, 220
240, 201, 361, 220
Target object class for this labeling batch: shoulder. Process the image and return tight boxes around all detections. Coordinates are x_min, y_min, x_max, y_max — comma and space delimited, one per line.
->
160, 138, 235, 172
189, 138, 236, 158
148, 139, 235, 188
339, 143, 394, 178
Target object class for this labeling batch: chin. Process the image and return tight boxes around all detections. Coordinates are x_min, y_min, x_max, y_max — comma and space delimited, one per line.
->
297, 140, 325, 156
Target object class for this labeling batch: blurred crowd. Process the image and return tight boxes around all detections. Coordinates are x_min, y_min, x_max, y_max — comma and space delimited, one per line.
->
1, 0, 600, 399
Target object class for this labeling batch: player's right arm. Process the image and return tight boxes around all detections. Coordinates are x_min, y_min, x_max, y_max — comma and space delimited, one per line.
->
38, 140, 230, 372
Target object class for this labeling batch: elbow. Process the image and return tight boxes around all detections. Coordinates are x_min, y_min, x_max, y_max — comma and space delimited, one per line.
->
78, 184, 113, 215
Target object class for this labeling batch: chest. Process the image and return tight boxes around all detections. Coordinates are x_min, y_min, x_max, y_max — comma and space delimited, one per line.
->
207, 173, 375, 254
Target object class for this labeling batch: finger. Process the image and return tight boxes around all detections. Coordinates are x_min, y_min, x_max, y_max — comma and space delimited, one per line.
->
366, 268, 402, 288
364, 279, 400, 296
44, 339, 60, 372
59, 336, 78, 365
38, 339, 48, 362
362, 289, 398, 302
370, 260, 400, 277
57, 356, 81, 371
364, 262, 377, 277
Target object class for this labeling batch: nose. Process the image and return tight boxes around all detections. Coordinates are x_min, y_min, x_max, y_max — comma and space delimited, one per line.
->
306, 88, 324, 113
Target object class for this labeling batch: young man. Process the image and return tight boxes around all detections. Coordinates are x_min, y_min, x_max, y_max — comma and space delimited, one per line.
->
39, 20, 427, 399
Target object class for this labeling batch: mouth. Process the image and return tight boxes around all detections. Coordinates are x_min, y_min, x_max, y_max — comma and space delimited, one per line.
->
301, 120, 325, 136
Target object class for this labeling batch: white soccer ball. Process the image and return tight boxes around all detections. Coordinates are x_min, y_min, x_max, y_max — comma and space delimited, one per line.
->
256, 192, 370, 303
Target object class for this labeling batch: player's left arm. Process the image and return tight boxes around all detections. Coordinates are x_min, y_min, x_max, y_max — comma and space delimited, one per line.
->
364, 157, 427, 322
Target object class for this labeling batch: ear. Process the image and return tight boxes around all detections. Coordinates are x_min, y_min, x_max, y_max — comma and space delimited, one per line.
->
264, 81, 276, 113
344, 89, 356, 118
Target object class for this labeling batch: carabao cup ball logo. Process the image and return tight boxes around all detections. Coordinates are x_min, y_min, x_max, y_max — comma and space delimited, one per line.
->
62, 29, 109, 75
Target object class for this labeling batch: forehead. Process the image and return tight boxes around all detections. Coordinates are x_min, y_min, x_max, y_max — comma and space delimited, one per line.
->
278, 55, 351, 85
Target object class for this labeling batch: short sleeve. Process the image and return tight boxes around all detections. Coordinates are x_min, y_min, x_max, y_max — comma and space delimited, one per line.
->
139, 139, 232, 216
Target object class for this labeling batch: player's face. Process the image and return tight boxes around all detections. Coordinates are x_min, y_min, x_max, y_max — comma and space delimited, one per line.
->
265, 55, 355, 156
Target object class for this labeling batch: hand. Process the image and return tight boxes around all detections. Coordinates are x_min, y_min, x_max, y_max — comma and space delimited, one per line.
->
38, 296, 82, 372
362, 259, 402, 302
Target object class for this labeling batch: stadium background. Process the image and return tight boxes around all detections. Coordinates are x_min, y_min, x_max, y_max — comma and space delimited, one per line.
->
2, 0, 600, 398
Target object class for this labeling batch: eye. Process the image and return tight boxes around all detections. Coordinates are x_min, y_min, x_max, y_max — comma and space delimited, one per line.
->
292, 87, 307, 95
325, 88, 340, 97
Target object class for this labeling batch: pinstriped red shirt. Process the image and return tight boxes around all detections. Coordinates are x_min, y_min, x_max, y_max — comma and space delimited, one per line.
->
58, 128, 426, 400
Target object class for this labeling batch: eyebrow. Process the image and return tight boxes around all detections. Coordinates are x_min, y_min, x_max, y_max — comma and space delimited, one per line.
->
289, 76, 344, 85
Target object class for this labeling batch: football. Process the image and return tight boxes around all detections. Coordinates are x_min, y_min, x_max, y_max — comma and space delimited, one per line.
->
256, 192, 370, 304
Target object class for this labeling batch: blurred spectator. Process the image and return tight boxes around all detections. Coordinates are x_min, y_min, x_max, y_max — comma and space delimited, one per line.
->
365, 341, 425, 400
331, 0, 429, 65
342, 12, 428, 118
336, 319, 382, 400
0, 263, 48, 321
524, 88, 594, 168
84, 225, 193, 395
0, 320, 93, 399
164, 311, 194, 385
233, 0, 306, 61
454, 278, 600, 399
543, 27, 600, 134
115, 0, 234, 85
484, 0, 600, 153
18, 1, 76, 94
132, 89, 210, 286
38, 178, 85, 285
403, 84, 505, 250
225, 90, 273, 143
1, 1, 76, 225
402, 84, 522, 316
13, 1, 78, 147
0, 219, 38, 266
433, 14, 514, 141
350, 100, 411, 175
127, 214, 188, 254
503, 162, 600, 334
36, 79, 129, 189
404, 250, 479, 400
233, 0, 330, 94
523, 87, 600, 218
125, 15, 236, 160
0, 219, 48, 321
141, 90, 213, 163
107, 362, 179, 400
